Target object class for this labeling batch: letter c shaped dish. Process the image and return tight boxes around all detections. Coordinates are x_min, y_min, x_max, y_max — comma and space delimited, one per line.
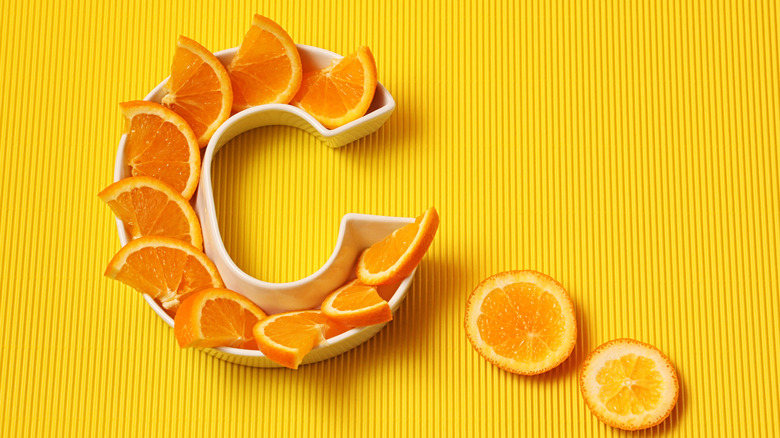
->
111, 44, 414, 367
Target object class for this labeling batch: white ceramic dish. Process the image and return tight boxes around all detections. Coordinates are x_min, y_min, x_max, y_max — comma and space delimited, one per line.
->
111, 44, 411, 367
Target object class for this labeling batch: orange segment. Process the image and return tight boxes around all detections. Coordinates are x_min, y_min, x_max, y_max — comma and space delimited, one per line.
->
98, 176, 203, 249
161, 36, 232, 147
227, 14, 302, 111
321, 280, 393, 327
174, 288, 267, 349
464, 270, 577, 375
104, 236, 224, 311
291, 46, 377, 129
356, 207, 439, 285
253, 310, 330, 369
580, 339, 679, 430
119, 101, 200, 200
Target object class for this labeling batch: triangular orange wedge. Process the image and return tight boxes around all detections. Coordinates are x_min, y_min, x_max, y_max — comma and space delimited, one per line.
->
174, 288, 267, 349
227, 14, 302, 112
98, 176, 203, 249
119, 101, 201, 200
252, 310, 330, 369
161, 36, 233, 147
321, 280, 392, 327
356, 207, 439, 285
104, 236, 223, 310
291, 46, 377, 129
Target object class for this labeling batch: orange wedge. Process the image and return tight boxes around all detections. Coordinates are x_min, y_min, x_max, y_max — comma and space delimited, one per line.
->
356, 207, 439, 285
291, 46, 377, 129
580, 339, 679, 430
253, 310, 330, 369
227, 14, 302, 111
104, 236, 224, 311
98, 176, 203, 249
464, 270, 577, 375
174, 288, 267, 349
119, 101, 200, 200
161, 35, 232, 147
321, 280, 393, 327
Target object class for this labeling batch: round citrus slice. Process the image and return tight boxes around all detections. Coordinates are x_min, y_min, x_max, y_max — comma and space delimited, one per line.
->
98, 176, 203, 249
580, 338, 679, 430
321, 280, 393, 327
119, 101, 200, 200
356, 207, 439, 285
161, 35, 233, 147
174, 288, 267, 349
104, 236, 224, 311
253, 310, 330, 369
464, 270, 577, 375
227, 14, 303, 111
290, 46, 377, 129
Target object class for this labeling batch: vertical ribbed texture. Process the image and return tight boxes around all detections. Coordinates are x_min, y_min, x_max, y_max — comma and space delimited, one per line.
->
1, 0, 779, 436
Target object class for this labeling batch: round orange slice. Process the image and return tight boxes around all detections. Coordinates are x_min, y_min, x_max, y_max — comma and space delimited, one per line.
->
227, 14, 303, 111
320, 279, 393, 327
119, 101, 200, 200
253, 310, 330, 369
356, 207, 439, 285
464, 270, 577, 375
98, 176, 203, 249
290, 46, 377, 129
174, 288, 267, 349
104, 236, 224, 311
580, 338, 679, 430
161, 35, 232, 147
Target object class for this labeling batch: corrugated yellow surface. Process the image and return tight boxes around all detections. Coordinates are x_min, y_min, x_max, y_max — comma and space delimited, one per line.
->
1, 0, 779, 436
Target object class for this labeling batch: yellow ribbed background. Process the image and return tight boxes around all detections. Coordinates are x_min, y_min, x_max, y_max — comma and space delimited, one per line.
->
1, 0, 778, 435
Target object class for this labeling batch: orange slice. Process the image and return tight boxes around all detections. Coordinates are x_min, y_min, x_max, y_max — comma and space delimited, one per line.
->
464, 270, 577, 375
580, 338, 679, 430
320, 280, 393, 327
98, 176, 203, 249
174, 288, 267, 349
161, 35, 232, 147
227, 14, 302, 111
290, 46, 377, 129
253, 310, 330, 369
119, 101, 200, 200
104, 236, 224, 311
356, 207, 439, 285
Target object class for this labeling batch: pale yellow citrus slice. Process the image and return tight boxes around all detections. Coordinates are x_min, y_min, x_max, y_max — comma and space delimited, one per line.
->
580, 338, 679, 430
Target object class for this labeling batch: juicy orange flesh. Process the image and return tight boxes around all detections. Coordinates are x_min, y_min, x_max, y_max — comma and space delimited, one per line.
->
295, 53, 365, 118
230, 25, 294, 106
165, 46, 223, 138
200, 297, 261, 348
596, 354, 663, 416
114, 246, 216, 305
125, 113, 191, 194
361, 217, 421, 274
331, 283, 383, 311
106, 187, 192, 241
476, 283, 565, 362
264, 313, 327, 352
